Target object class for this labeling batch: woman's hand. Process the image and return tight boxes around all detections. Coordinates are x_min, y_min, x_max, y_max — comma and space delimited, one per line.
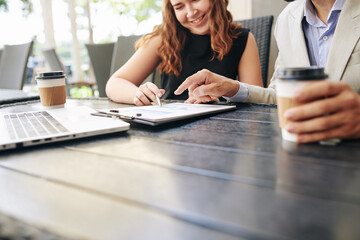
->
134, 82, 165, 106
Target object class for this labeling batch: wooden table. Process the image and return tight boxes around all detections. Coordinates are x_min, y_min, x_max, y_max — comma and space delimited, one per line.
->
0, 98, 359, 240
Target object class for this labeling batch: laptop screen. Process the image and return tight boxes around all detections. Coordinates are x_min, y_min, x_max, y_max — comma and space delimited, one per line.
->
0, 89, 39, 105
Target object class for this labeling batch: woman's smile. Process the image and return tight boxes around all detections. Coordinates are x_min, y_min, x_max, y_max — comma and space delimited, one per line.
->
190, 14, 205, 24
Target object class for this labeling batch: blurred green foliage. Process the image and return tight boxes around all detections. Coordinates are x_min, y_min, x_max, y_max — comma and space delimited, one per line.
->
1, 0, 161, 22
0, 0, 8, 11
78, 0, 162, 23
0, 0, 33, 16
115, 0, 162, 23
70, 86, 93, 98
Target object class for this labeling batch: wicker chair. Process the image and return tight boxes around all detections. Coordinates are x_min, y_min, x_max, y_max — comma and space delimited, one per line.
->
237, 15, 274, 87
0, 41, 33, 90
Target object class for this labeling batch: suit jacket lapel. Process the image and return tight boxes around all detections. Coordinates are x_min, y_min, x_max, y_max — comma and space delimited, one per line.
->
289, 2, 311, 66
326, 0, 360, 81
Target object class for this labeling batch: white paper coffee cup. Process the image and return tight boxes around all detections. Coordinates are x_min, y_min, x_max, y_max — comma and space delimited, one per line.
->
36, 71, 67, 107
276, 67, 328, 142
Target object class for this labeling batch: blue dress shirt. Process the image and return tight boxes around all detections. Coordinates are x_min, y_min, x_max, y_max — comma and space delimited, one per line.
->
302, 0, 345, 67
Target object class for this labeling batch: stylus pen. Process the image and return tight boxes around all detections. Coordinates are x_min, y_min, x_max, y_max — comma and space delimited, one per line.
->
156, 95, 162, 107
91, 111, 134, 120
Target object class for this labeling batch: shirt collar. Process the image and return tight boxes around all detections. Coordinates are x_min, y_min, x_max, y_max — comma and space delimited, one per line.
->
304, 0, 346, 27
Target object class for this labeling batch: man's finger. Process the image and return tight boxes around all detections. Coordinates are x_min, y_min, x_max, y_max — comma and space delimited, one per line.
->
285, 110, 346, 134
193, 84, 220, 97
294, 81, 346, 103
285, 95, 344, 121
296, 122, 359, 143
296, 126, 343, 143
185, 97, 197, 104
175, 74, 206, 95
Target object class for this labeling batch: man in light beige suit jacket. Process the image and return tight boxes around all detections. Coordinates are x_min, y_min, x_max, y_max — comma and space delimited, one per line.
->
246, 0, 360, 103
175, 0, 360, 143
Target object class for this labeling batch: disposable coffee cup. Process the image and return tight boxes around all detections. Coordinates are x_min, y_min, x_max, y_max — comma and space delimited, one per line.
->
276, 67, 328, 142
36, 71, 67, 108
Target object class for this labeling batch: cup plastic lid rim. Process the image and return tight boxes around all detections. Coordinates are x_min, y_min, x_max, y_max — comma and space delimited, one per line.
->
35, 71, 66, 79
277, 67, 328, 80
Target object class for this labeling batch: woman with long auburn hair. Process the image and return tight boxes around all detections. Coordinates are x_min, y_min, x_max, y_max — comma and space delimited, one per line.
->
106, 0, 263, 105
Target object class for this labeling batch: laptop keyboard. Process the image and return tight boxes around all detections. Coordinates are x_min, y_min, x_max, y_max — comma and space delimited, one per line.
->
4, 111, 69, 140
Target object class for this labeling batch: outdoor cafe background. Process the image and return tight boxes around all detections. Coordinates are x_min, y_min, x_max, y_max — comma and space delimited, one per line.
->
0, 0, 287, 97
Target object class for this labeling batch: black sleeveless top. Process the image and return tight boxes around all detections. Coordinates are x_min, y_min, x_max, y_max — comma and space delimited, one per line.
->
161, 28, 250, 100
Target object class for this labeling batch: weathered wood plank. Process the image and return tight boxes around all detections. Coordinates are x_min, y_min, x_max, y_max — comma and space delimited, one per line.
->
0, 168, 241, 240
1, 146, 359, 240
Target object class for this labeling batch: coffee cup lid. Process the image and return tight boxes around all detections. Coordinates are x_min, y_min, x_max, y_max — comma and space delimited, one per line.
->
277, 67, 328, 80
36, 71, 66, 80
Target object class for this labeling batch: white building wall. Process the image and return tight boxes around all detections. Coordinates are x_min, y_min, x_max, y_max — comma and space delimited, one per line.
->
228, 0, 252, 20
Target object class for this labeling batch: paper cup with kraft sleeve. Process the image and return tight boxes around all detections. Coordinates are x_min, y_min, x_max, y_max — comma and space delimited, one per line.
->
276, 67, 328, 142
36, 71, 67, 108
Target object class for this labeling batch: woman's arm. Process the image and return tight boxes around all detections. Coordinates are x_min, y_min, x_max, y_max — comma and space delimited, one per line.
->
106, 35, 163, 105
238, 32, 263, 87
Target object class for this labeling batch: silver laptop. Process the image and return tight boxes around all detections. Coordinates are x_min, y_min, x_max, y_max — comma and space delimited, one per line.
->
0, 106, 130, 151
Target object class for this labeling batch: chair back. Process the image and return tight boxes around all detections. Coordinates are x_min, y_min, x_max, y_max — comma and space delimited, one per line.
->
42, 48, 72, 96
85, 42, 115, 97
110, 35, 140, 74
111, 35, 154, 85
42, 48, 66, 72
0, 41, 33, 89
237, 15, 274, 87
